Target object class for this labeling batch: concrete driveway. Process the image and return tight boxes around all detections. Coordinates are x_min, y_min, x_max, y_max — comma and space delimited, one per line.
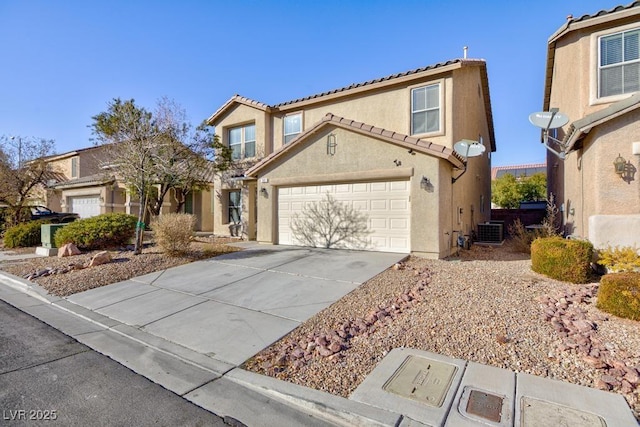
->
66, 243, 406, 367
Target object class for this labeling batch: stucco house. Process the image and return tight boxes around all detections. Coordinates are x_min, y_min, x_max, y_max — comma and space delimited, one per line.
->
543, 2, 640, 249
38, 144, 216, 231
207, 58, 496, 258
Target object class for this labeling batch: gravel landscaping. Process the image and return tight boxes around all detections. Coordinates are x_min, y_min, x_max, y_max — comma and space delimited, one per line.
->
0, 238, 637, 419
243, 242, 640, 420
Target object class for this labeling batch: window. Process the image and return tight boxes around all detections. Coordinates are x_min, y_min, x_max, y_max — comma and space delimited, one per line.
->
599, 28, 640, 97
71, 157, 78, 178
228, 190, 241, 224
411, 83, 440, 135
228, 124, 256, 160
283, 113, 302, 144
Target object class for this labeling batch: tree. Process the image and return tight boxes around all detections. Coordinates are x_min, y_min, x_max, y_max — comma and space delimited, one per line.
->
91, 99, 158, 254
147, 97, 231, 216
491, 172, 547, 209
90, 97, 233, 254
491, 173, 521, 209
290, 193, 372, 249
0, 135, 56, 225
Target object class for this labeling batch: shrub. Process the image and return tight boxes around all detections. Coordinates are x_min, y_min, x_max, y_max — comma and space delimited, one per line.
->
508, 219, 546, 254
151, 213, 195, 256
3, 220, 50, 248
597, 272, 640, 321
54, 213, 137, 250
531, 236, 594, 283
596, 246, 640, 273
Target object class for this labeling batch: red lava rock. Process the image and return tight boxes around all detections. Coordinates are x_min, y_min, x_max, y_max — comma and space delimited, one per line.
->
291, 348, 305, 359
620, 379, 634, 394
328, 342, 342, 353
583, 355, 607, 369
624, 370, 640, 385
315, 336, 328, 347
595, 379, 612, 391
318, 346, 333, 357
600, 375, 621, 387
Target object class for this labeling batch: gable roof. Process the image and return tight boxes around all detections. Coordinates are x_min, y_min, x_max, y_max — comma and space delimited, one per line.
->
207, 59, 496, 152
246, 113, 464, 177
206, 94, 272, 125
50, 173, 115, 189
544, 2, 640, 110
563, 91, 640, 151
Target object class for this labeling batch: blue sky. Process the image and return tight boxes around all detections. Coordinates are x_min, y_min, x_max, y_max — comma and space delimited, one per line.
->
0, 0, 627, 166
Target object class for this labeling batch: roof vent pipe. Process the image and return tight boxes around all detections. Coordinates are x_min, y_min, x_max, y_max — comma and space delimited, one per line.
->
463, 46, 468, 59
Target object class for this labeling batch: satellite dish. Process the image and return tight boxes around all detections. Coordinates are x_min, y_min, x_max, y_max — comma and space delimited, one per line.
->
529, 111, 569, 129
454, 139, 486, 159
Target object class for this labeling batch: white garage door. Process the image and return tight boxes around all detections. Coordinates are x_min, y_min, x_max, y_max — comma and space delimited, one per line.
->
278, 181, 410, 253
69, 196, 101, 218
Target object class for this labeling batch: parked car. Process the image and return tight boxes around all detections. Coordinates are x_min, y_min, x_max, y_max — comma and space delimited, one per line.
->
29, 206, 79, 223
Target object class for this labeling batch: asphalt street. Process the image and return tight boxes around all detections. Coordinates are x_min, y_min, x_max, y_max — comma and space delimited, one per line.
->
0, 300, 229, 426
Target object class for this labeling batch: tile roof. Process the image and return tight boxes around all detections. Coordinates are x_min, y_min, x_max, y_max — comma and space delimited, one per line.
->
491, 163, 546, 180
274, 59, 470, 107
566, 1, 640, 25
50, 173, 115, 189
246, 113, 465, 177
563, 92, 640, 151
207, 94, 271, 125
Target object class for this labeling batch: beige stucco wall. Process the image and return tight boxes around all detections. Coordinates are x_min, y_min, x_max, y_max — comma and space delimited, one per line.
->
252, 125, 449, 258
549, 19, 640, 238
214, 106, 272, 158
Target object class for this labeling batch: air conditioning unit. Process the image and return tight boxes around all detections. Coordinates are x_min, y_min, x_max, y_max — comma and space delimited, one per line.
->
477, 223, 503, 243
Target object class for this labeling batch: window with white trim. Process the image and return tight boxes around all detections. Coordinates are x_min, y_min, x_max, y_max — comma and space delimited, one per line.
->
228, 190, 241, 224
283, 113, 302, 144
229, 124, 256, 160
411, 83, 440, 135
599, 28, 640, 98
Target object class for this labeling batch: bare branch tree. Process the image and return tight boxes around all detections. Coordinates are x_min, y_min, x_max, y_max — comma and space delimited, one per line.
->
290, 193, 372, 249
0, 135, 56, 225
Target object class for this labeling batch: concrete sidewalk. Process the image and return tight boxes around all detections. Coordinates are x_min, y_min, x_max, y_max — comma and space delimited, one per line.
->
0, 243, 637, 426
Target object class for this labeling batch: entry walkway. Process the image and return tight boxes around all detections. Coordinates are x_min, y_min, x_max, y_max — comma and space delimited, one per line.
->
0, 243, 636, 426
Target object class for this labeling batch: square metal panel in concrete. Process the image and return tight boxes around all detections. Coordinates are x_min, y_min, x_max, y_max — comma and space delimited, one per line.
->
141, 300, 299, 366
66, 280, 157, 310
520, 397, 606, 427
383, 355, 457, 407
446, 361, 514, 426
201, 270, 359, 322
516, 372, 637, 427
143, 260, 264, 295
351, 348, 465, 426
95, 289, 208, 327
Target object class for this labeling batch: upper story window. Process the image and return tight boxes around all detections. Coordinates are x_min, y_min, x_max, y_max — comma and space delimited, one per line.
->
71, 157, 78, 178
229, 123, 256, 160
599, 28, 640, 98
283, 113, 302, 144
411, 83, 440, 135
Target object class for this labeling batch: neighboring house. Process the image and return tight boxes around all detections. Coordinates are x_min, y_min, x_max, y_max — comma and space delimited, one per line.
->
491, 163, 546, 180
39, 145, 216, 231
207, 58, 496, 258
543, 2, 640, 248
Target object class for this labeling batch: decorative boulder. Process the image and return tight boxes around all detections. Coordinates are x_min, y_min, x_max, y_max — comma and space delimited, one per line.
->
58, 243, 82, 258
88, 251, 111, 267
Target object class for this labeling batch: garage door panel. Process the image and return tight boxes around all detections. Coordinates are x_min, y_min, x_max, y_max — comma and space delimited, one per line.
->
69, 196, 100, 219
278, 180, 410, 253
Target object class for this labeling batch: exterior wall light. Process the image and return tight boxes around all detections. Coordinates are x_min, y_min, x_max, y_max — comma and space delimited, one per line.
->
260, 187, 268, 197
326, 133, 337, 156
614, 154, 626, 175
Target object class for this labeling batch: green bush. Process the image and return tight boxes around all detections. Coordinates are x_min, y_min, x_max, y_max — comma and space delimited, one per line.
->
151, 213, 195, 256
3, 220, 50, 248
54, 213, 137, 250
531, 236, 594, 283
596, 246, 640, 273
597, 272, 640, 321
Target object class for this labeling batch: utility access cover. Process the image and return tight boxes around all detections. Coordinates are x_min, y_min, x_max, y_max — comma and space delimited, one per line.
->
521, 397, 607, 427
467, 389, 504, 422
383, 355, 457, 407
